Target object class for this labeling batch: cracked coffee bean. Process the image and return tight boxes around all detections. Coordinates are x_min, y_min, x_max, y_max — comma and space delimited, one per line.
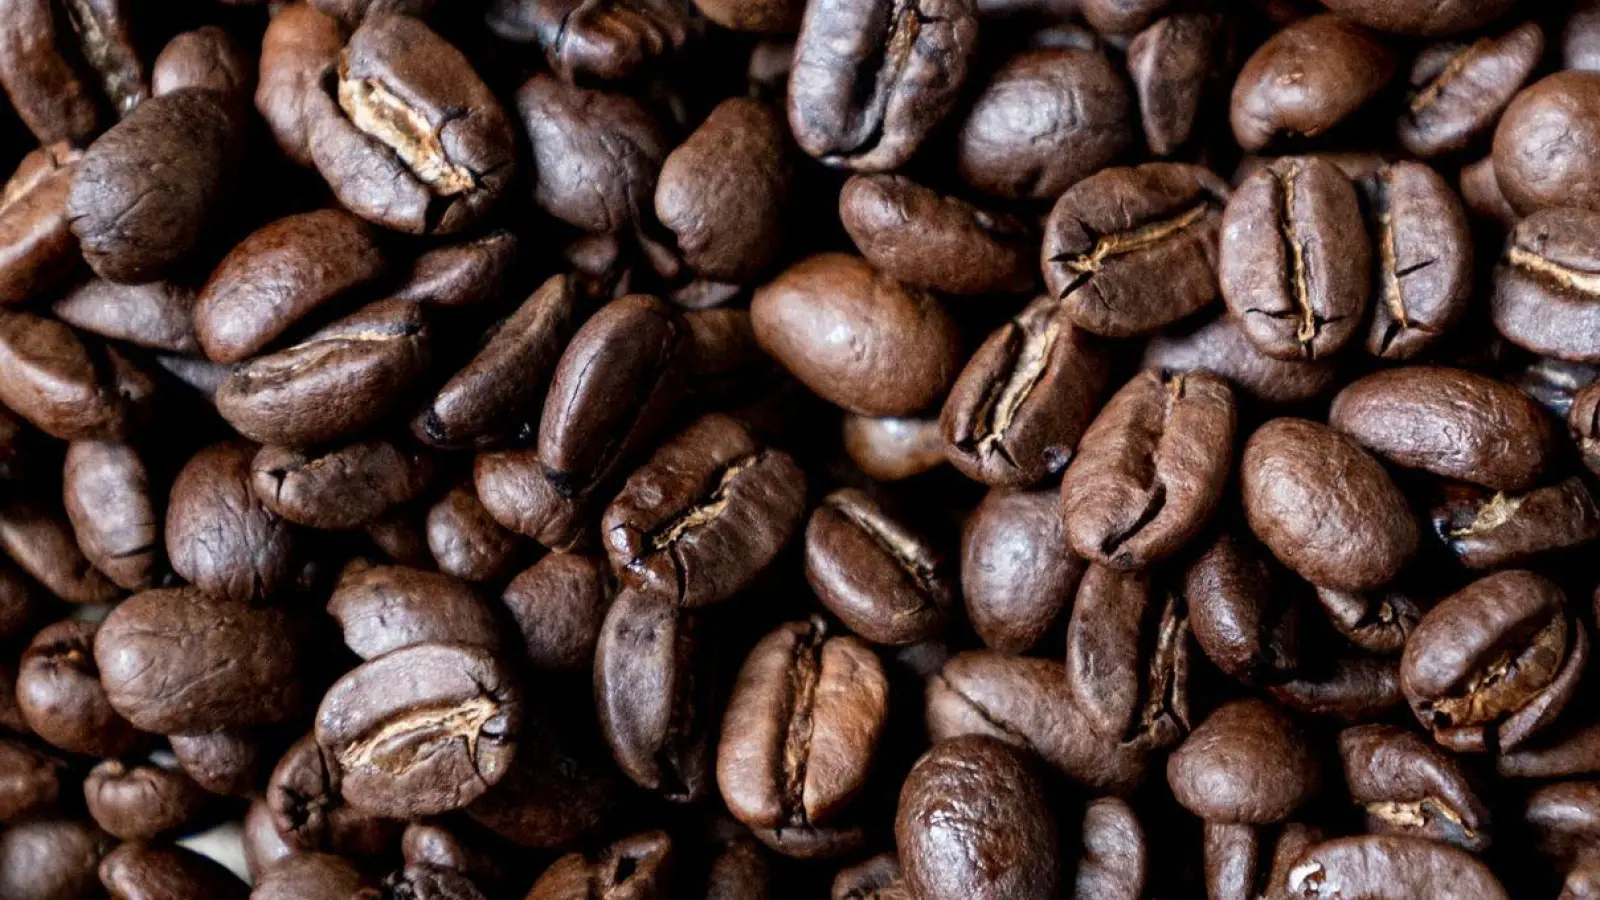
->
1356, 162, 1473, 360
1065, 564, 1191, 750
1491, 206, 1600, 363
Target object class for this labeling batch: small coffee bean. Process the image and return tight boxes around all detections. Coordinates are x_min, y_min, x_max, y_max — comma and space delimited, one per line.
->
62, 440, 157, 591
500, 552, 611, 672
1459, 155, 1520, 230
1126, 13, 1226, 156
426, 483, 524, 583
1204, 822, 1324, 900
465, 712, 622, 849
833, 853, 906, 900
1494, 71, 1600, 215
842, 414, 947, 481
256, 3, 345, 167
401, 821, 502, 886
1270, 654, 1406, 724
1431, 478, 1600, 570
98, 842, 249, 900
0, 0, 146, 144
491, 0, 689, 82
961, 487, 1083, 654
1167, 699, 1320, 824
1523, 780, 1600, 867
1398, 22, 1543, 159
0, 498, 122, 603
1358, 162, 1474, 360
1075, 797, 1147, 900
1490, 207, 1600, 363
327, 563, 500, 659
1337, 723, 1490, 852
18, 619, 140, 756
525, 830, 673, 900
0, 142, 81, 304
53, 279, 200, 355
1279, 835, 1506, 899
267, 732, 401, 857
1065, 564, 1191, 750
369, 865, 489, 899
1574, 382, 1600, 475
251, 440, 433, 530
169, 729, 262, 798
805, 488, 954, 645
84, 759, 209, 842
1318, 0, 1516, 35
1143, 314, 1339, 404
1184, 527, 1303, 685
392, 230, 519, 308
0, 310, 154, 440
472, 447, 590, 551
165, 441, 297, 603
1229, 15, 1394, 152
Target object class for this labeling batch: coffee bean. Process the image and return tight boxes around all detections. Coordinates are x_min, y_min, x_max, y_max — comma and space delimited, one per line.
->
169, 729, 263, 797
1495, 71, 1600, 215
98, 842, 249, 900
492, 0, 689, 82
0, 142, 80, 305
832, 852, 907, 900
165, 441, 297, 602
0, 310, 154, 440
465, 712, 621, 849
526, 830, 673, 900
805, 488, 954, 645
1570, 1, 1600, 70
0, 818, 114, 900
84, 759, 209, 842
328, 563, 501, 659
1337, 723, 1490, 852
267, 731, 401, 856
256, 2, 345, 167
0, 0, 146, 144
1185, 527, 1304, 686
500, 552, 611, 672
1431, 477, 1600, 570
313, 0, 436, 25
1127, 14, 1227, 156
1270, 654, 1406, 724
1459, 155, 1520, 230
18, 618, 139, 756
841, 414, 947, 481
253, 854, 371, 900
53, 279, 200, 355
392, 230, 519, 308
1167, 699, 1320, 824
1279, 835, 1506, 899
252, 440, 432, 530
960, 487, 1083, 654
62, 440, 157, 591
1143, 314, 1339, 404
1204, 822, 1323, 900
0, 497, 123, 603
1523, 780, 1600, 867
1075, 797, 1147, 900
1399, 22, 1543, 159
1313, 586, 1422, 657
152, 26, 252, 103
1358, 162, 1474, 360
1574, 382, 1600, 475
1491, 207, 1600, 363
1066, 564, 1191, 749
0, 738, 64, 823
426, 483, 524, 583
472, 447, 590, 550
1229, 15, 1394, 152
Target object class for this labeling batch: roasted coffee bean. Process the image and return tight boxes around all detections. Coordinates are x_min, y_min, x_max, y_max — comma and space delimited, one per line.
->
1127, 13, 1226, 157
0, 560, 36, 645
0, 310, 154, 440
1460, 155, 1520, 230
517, 74, 667, 235
1330, 366, 1556, 491
242, 798, 293, 877
1143, 314, 1339, 404
169, 729, 263, 797
0, 497, 122, 603
216, 298, 431, 447
253, 854, 371, 900
1279, 835, 1507, 899
1066, 564, 1190, 749
251, 440, 432, 530
1167, 699, 1319, 824
956, 48, 1133, 200
473, 448, 589, 550
393, 230, 518, 308
53, 279, 200, 355
1241, 418, 1417, 592
718, 618, 887, 830
1185, 527, 1303, 685
1495, 71, 1600, 215
84, 758, 209, 842
1506, 356, 1600, 418
328, 563, 500, 659
841, 174, 1034, 296
1204, 822, 1323, 900
1502, 720, 1600, 778
1074, 798, 1147, 900
313, 0, 435, 25
1338, 723, 1489, 852
1398, 22, 1543, 159
1319, 0, 1516, 35
489, 0, 689, 82
1574, 382, 1600, 475
98, 842, 248, 900
195, 209, 387, 365
526, 830, 673, 900
789, 0, 977, 171
941, 295, 1110, 486
1432, 478, 1600, 570
1523, 780, 1600, 866
401, 821, 502, 886
68, 89, 240, 284
363, 865, 489, 899
256, 2, 345, 167
465, 711, 621, 849
833, 853, 907, 900
1571, 1, 1600, 71
165, 441, 297, 602
1044, 163, 1228, 337
311, 14, 514, 235
896, 736, 1060, 900
0, 738, 64, 822
1491, 207, 1600, 363
0, 0, 146, 144
1402, 570, 1587, 753
1062, 370, 1234, 568
62, 439, 157, 590
1220, 157, 1371, 360
1270, 654, 1407, 724
961, 487, 1083, 654
1314, 587, 1421, 657
842, 414, 946, 481
0, 142, 81, 305
501, 552, 611, 672
754, 254, 962, 417
805, 488, 954, 645
603, 413, 806, 608
1229, 15, 1393, 152
316, 642, 520, 818
96, 587, 306, 733
595, 589, 713, 801
267, 731, 401, 857
18, 619, 139, 756
0, 818, 114, 900
152, 26, 253, 102
1358, 162, 1473, 360
426, 483, 523, 583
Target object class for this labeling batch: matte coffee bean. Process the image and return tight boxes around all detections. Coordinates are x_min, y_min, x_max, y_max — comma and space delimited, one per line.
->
789, 0, 977, 171
1401, 570, 1587, 753
169, 729, 262, 797
1399, 22, 1543, 159
1494, 71, 1600, 214
84, 759, 209, 842
1523, 781, 1600, 866
1319, 0, 1515, 36
1491, 207, 1600, 363
253, 854, 370, 900
0, 498, 122, 603
1459, 155, 1520, 230
0, 818, 114, 900
1062, 370, 1234, 569
165, 441, 297, 603
0, 142, 80, 304
18, 619, 139, 756
315, 642, 520, 818
1184, 527, 1303, 686
754, 254, 962, 417
842, 415, 947, 481
327, 563, 500, 659
1432, 478, 1600, 570
256, 3, 345, 167
718, 618, 888, 829
0, 0, 146, 144
526, 830, 673, 900
603, 413, 806, 608
392, 230, 519, 308
961, 487, 1083, 654
805, 488, 954, 645
62, 440, 157, 590
489, 0, 689, 82
1167, 699, 1319, 824
312, 0, 435, 26
1358, 162, 1474, 360
941, 295, 1110, 486
96, 587, 306, 733
1044, 163, 1228, 337
0, 310, 154, 440
1220, 157, 1371, 360
1280, 835, 1506, 899
1066, 564, 1190, 749
1337, 724, 1489, 852
896, 736, 1060, 900
98, 842, 249, 900
1229, 15, 1394, 152
252, 440, 433, 530
53, 279, 200, 355
1143, 314, 1337, 405
401, 821, 501, 886
152, 26, 252, 101
501, 552, 611, 672
1330, 366, 1556, 491
0, 738, 63, 822
368, 865, 489, 899
1241, 418, 1417, 592
427, 482, 523, 583
1204, 822, 1322, 900
754, 815, 870, 863
956, 48, 1133, 200
1127, 14, 1226, 156
465, 713, 621, 849
840, 174, 1034, 296
1571, 0, 1600, 71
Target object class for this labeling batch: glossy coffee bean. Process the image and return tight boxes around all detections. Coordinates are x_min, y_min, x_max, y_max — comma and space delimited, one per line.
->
805, 488, 954, 645
1184, 527, 1303, 686
256, 3, 345, 167
526, 830, 673, 900
1398, 22, 1543, 159
1278, 835, 1506, 899
253, 854, 370, 900
1431, 478, 1600, 570
1065, 564, 1191, 750
152, 26, 252, 102
252, 440, 433, 530
166, 441, 297, 602
0, 818, 114, 900
1229, 15, 1394, 152
267, 731, 397, 858
426, 483, 524, 583
1494, 71, 1600, 215
393, 230, 519, 308
0, 142, 80, 304
328, 562, 500, 659
1127, 13, 1226, 156
1491, 207, 1600, 363
1356, 165, 1472, 360
489, 0, 688, 82
1314, 586, 1422, 657
1338, 724, 1490, 852
841, 415, 947, 482
18, 619, 139, 756
961, 487, 1083, 654
1203, 821, 1322, 900
98, 842, 248, 900
0, 497, 121, 603
1167, 699, 1319, 824
841, 174, 1034, 296
1270, 654, 1407, 724
0, 738, 64, 823
1143, 314, 1338, 405
0, 310, 153, 440
0, 0, 145, 144
53, 278, 200, 354
169, 729, 263, 798
84, 759, 209, 842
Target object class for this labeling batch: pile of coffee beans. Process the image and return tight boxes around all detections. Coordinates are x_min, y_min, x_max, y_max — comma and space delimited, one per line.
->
0, 0, 1597, 896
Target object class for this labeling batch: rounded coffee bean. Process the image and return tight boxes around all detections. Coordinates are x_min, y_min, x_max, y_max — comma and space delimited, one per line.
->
1229, 15, 1394, 152
501, 552, 611, 672
53, 279, 200, 354
392, 230, 519, 308
1269, 654, 1406, 724
267, 731, 399, 857
1143, 314, 1338, 404
426, 483, 523, 583
1314, 587, 1422, 657
84, 759, 209, 842
169, 729, 262, 797
1460, 154, 1521, 229
1523, 781, 1600, 866
0, 738, 64, 823
718, 618, 888, 829
256, 3, 345, 167
0, 818, 114, 900
805, 488, 954, 645
526, 831, 673, 900
1220, 157, 1371, 360
1491, 207, 1600, 363
97, 589, 305, 737
1043, 163, 1228, 337
961, 487, 1083, 654
166, 441, 297, 602
1241, 418, 1417, 592
896, 736, 1060, 900
62, 439, 158, 590
1398, 22, 1543, 159
1318, 0, 1515, 36
1184, 528, 1303, 686
465, 713, 622, 849
1494, 71, 1600, 215
1432, 478, 1600, 570
0, 142, 81, 305
1065, 565, 1190, 749
1075, 797, 1147, 900
98, 842, 248, 900
0, 311, 154, 440
1359, 162, 1473, 359
842, 414, 947, 481
833, 852, 905, 899
1337, 723, 1489, 852
18, 619, 140, 757
1330, 366, 1557, 491
0, 0, 145, 144
327, 563, 500, 659
152, 26, 252, 101
1204, 821, 1322, 900
251, 440, 433, 530
1127, 13, 1226, 156
492, 0, 687, 82
754, 254, 961, 416
315, 642, 520, 818
1167, 699, 1319, 824
1280, 835, 1506, 899
956, 48, 1133, 200
252, 854, 370, 900
1062, 369, 1235, 569
0, 498, 122, 604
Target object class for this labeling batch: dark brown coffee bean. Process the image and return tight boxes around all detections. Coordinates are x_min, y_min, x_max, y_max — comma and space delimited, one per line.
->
1127, 13, 1226, 156
0, 142, 80, 305
426, 483, 523, 583
0, 310, 154, 440
216, 298, 431, 447
1494, 71, 1600, 214
1314, 586, 1422, 657
0, 738, 64, 823
242, 798, 292, 877
466, 712, 621, 849
1167, 699, 1319, 824
53, 279, 200, 355
501, 552, 611, 672
842, 414, 946, 481
1321, 0, 1516, 35
472, 448, 589, 551
603, 413, 806, 608
256, 3, 345, 167
0, 0, 146, 144
152, 26, 252, 102
267, 731, 401, 857
312, 0, 434, 25
1279, 835, 1506, 899
68, 89, 239, 283
1574, 382, 1600, 475
401, 821, 502, 887
1523, 780, 1600, 866
0, 497, 122, 603
805, 488, 954, 645
1074, 797, 1146, 900
957, 47, 1132, 200
526, 830, 673, 900
1230, 15, 1394, 152
1402, 570, 1587, 753
166, 441, 297, 602
97, 587, 307, 733
18, 618, 140, 756
62, 439, 157, 590
1507, 356, 1600, 418
1185, 527, 1303, 685
1432, 478, 1600, 570
1143, 314, 1338, 404
84, 759, 209, 842
1358, 162, 1474, 360
316, 642, 520, 818
833, 853, 907, 900
169, 729, 262, 797
253, 854, 371, 900
328, 563, 500, 659
0, 559, 36, 646
1338, 723, 1490, 852
1066, 564, 1190, 749
392, 230, 518, 308
896, 736, 1060, 900
252, 440, 433, 530
1491, 207, 1600, 363
961, 487, 1083, 654
1398, 22, 1542, 159
490, 0, 689, 82
1220, 157, 1371, 360
754, 254, 962, 416
1241, 418, 1417, 592
99, 842, 248, 900
1459, 154, 1520, 230
840, 174, 1035, 296
718, 618, 887, 829
941, 295, 1110, 486
1270, 654, 1406, 723
1044, 163, 1228, 337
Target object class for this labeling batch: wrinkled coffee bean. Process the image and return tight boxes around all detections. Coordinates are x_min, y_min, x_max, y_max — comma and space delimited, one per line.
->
252, 440, 433, 530
526, 830, 673, 900
1066, 564, 1190, 749
1359, 162, 1474, 360
0, 0, 146, 144
0, 142, 81, 305
0, 497, 122, 603
84, 759, 209, 842
1167, 699, 1320, 824
256, 3, 345, 167
0, 818, 114, 900
1127, 13, 1226, 156
1432, 478, 1600, 570
165, 441, 297, 602
1399, 22, 1543, 159
426, 483, 524, 583
1185, 527, 1303, 685
0, 310, 153, 440
18, 618, 139, 756
1143, 314, 1338, 404
327, 562, 500, 659
1229, 15, 1393, 152
1338, 723, 1490, 852
1494, 71, 1600, 215
1491, 207, 1600, 363
1279, 835, 1506, 899
841, 174, 1034, 296
53, 279, 200, 355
